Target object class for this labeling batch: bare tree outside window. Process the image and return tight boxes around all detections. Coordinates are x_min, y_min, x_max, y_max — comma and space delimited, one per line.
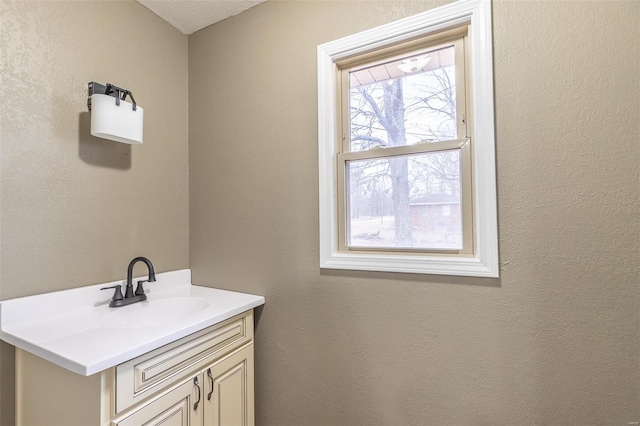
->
347, 46, 463, 249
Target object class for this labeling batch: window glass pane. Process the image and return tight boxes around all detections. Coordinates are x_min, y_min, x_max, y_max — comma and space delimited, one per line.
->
349, 45, 457, 152
346, 150, 462, 250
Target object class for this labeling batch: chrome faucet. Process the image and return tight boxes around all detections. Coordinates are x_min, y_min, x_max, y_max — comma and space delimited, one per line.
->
101, 257, 156, 308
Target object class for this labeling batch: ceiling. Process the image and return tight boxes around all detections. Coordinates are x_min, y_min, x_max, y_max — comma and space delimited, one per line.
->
136, 0, 267, 35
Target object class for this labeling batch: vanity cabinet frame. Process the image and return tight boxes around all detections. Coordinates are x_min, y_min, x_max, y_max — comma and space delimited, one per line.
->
15, 310, 256, 426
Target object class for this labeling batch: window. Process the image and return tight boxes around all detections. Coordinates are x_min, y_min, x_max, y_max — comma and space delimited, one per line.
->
318, 0, 498, 277
339, 29, 470, 253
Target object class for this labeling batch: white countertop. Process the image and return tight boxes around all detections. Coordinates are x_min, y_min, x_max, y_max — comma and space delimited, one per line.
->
0, 269, 265, 376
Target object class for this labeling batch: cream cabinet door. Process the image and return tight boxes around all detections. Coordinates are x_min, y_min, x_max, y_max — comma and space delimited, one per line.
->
114, 375, 203, 426
203, 345, 254, 426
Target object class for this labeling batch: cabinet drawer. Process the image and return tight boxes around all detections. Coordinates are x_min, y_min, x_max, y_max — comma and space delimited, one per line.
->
115, 310, 253, 414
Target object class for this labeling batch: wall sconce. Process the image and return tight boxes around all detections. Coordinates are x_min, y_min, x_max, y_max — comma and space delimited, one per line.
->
87, 81, 143, 144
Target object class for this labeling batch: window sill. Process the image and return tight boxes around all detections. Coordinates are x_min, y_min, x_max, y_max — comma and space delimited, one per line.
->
320, 251, 499, 278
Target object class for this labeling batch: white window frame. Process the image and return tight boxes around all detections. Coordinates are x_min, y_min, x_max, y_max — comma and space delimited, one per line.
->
317, 0, 498, 278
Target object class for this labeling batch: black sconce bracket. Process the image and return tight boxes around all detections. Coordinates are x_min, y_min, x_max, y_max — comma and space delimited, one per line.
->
87, 81, 137, 111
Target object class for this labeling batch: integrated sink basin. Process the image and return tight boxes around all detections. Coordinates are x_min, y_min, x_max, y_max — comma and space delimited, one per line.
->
100, 297, 210, 329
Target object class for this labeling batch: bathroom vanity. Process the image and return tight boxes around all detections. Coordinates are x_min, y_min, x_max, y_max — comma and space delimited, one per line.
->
0, 269, 264, 426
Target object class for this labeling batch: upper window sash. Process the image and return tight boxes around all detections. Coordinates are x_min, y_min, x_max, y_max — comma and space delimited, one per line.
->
339, 31, 469, 154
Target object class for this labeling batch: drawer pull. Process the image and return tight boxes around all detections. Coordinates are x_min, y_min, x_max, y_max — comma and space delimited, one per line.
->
193, 376, 201, 411
207, 368, 214, 401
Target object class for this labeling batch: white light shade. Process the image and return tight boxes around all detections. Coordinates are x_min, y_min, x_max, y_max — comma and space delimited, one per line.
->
90, 94, 143, 144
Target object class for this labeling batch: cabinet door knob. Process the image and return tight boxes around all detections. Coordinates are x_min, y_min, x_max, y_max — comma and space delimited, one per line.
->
193, 376, 201, 411
207, 368, 214, 401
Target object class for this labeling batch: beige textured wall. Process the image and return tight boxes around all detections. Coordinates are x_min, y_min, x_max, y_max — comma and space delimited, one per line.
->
189, 1, 639, 424
0, 1, 189, 424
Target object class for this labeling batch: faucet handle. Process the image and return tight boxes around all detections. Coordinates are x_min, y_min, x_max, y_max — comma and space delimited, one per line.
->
135, 280, 149, 296
100, 285, 124, 302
